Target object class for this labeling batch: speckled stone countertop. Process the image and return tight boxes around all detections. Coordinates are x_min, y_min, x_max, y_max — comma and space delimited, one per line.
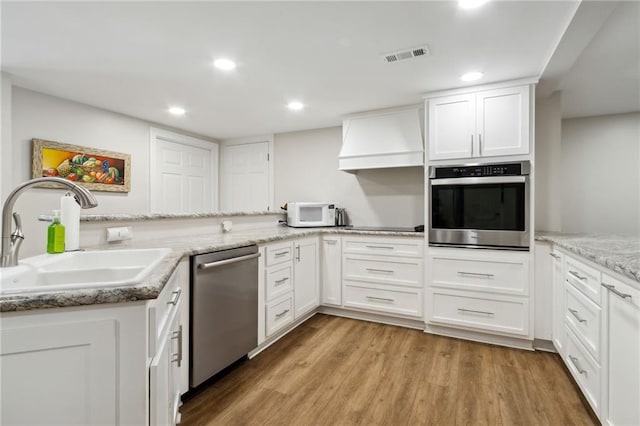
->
536, 232, 640, 284
0, 226, 423, 313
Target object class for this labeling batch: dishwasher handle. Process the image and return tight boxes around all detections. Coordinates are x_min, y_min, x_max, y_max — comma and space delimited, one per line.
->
197, 252, 261, 270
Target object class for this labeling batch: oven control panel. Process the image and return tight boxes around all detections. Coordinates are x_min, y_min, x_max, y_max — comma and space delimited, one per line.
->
431, 162, 527, 178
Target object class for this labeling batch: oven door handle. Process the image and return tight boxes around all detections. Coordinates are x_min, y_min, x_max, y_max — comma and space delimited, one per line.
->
430, 176, 527, 185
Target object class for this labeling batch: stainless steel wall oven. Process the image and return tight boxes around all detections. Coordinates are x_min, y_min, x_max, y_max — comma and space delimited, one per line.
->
429, 162, 530, 250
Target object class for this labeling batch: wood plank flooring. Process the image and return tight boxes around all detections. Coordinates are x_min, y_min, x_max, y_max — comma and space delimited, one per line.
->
181, 314, 599, 426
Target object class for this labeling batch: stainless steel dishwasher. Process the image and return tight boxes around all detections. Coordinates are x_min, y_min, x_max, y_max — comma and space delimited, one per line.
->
190, 245, 260, 388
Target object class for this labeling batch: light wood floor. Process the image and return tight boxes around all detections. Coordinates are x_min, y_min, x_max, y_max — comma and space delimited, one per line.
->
181, 314, 599, 426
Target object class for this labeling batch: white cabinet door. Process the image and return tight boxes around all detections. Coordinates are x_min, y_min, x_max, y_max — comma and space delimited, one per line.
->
321, 236, 342, 306
150, 302, 183, 426
476, 85, 530, 157
427, 93, 475, 160
551, 249, 565, 355
294, 237, 319, 318
533, 242, 552, 340
1, 320, 117, 425
604, 275, 640, 426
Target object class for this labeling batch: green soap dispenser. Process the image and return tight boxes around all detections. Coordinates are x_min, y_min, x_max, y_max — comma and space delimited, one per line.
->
47, 209, 65, 254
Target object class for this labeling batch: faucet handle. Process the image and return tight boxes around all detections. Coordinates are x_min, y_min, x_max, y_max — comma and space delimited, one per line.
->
11, 212, 24, 240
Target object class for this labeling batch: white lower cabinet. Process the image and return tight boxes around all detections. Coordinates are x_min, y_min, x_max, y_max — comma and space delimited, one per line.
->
343, 282, 423, 317
342, 235, 424, 319
0, 258, 189, 426
550, 248, 565, 355
259, 237, 319, 340
603, 274, 640, 426
321, 236, 342, 306
294, 237, 320, 318
1, 319, 118, 425
150, 299, 183, 426
565, 327, 602, 414
426, 247, 531, 339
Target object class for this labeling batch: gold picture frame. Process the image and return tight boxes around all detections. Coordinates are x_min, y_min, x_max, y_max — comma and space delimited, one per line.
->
32, 138, 131, 193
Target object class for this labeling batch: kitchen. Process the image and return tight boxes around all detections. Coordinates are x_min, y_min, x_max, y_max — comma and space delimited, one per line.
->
1, 1, 639, 425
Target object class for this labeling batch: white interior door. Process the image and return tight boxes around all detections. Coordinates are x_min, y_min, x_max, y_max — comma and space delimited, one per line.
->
150, 128, 218, 214
221, 141, 270, 212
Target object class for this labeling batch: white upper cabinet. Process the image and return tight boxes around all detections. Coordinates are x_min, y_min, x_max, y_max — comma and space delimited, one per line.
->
426, 82, 532, 161
428, 94, 475, 160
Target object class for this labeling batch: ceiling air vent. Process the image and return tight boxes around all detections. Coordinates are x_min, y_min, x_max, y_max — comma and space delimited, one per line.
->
383, 45, 430, 63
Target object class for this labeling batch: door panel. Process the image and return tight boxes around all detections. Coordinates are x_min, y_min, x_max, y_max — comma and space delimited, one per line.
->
221, 141, 270, 212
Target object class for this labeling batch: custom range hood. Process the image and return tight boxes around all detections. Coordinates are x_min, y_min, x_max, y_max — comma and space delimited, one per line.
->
339, 105, 424, 171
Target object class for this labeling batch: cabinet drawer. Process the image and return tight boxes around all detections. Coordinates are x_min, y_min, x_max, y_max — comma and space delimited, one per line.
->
565, 255, 602, 305
266, 295, 293, 337
343, 282, 422, 318
265, 264, 293, 302
602, 274, 640, 310
343, 255, 423, 288
427, 289, 529, 336
154, 266, 183, 341
430, 252, 528, 296
565, 328, 601, 416
265, 242, 294, 266
565, 283, 601, 362
343, 237, 423, 258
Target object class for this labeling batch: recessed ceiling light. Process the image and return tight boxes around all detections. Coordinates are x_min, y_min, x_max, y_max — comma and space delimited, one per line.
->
459, 0, 489, 9
168, 106, 186, 116
461, 71, 484, 82
287, 101, 304, 111
213, 58, 236, 71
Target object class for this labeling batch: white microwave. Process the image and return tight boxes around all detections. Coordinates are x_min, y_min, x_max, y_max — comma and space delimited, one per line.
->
287, 202, 336, 227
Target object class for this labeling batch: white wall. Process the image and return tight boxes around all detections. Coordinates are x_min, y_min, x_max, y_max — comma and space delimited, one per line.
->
274, 126, 424, 228
534, 92, 563, 232
8, 87, 218, 257
561, 112, 640, 235
1, 72, 13, 202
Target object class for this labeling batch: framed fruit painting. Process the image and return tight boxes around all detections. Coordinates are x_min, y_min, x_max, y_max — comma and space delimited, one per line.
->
32, 139, 131, 193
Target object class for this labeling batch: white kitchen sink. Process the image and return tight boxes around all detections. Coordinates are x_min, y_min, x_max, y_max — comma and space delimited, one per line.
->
0, 248, 171, 295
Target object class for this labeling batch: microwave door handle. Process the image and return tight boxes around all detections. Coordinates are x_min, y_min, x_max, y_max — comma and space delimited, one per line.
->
430, 176, 527, 186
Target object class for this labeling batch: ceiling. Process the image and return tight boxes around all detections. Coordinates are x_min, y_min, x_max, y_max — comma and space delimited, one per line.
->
557, 1, 640, 118
1, 1, 579, 140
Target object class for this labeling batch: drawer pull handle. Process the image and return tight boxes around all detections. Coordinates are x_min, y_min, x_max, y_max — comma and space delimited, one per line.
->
275, 277, 289, 285
569, 270, 587, 281
366, 296, 395, 303
171, 325, 183, 367
457, 308, 494, 316
167, 288, 182, 306
457, 271, 495, 278
366, 268, 394, 274
568, 308, 587, 323
603, 284, 632, 300
365, 245, 393, 250
325, 240, 338, 245
568, 355, 587, 375
275, 309, 290, 318
549, 253, 561, 260
275, 251, 289, 257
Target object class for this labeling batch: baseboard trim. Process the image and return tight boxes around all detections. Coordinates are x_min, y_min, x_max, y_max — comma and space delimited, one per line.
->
425, 323, 534, 351
248, 309, 318, 358
319, 306, 424, 330
533, 338, 557, 352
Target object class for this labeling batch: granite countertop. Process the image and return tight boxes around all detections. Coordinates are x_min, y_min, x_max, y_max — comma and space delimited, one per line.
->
0, 226, 423, 313
536, 232, 640, 284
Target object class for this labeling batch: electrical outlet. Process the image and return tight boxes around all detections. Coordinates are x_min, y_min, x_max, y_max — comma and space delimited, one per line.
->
106, 226, 133, 242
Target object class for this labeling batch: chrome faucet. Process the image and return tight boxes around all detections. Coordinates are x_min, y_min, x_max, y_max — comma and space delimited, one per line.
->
1, 177, 98, 267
